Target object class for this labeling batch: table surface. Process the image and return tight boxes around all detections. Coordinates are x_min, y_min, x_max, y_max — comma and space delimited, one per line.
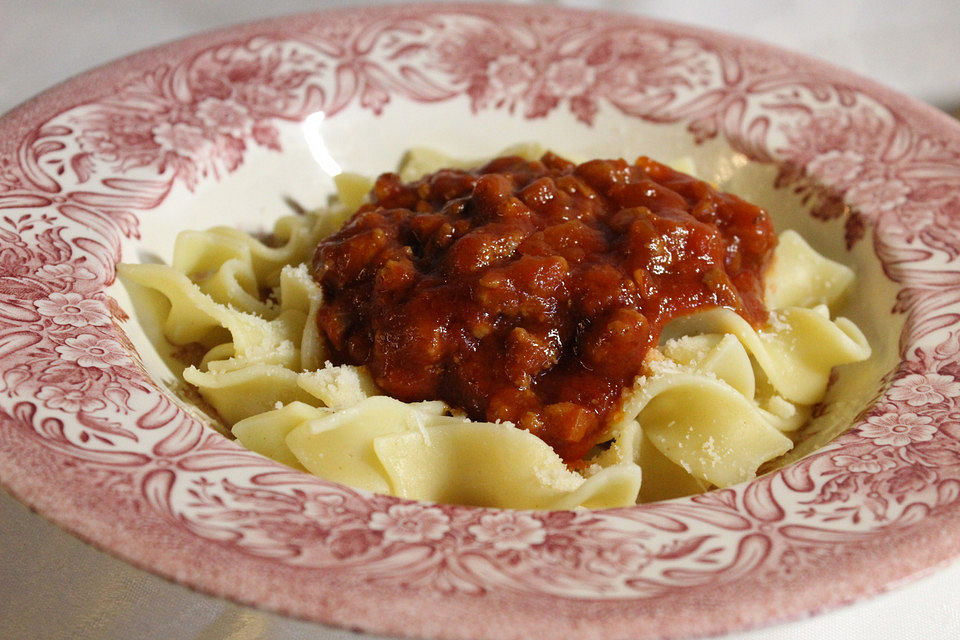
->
3, 2, 960, 639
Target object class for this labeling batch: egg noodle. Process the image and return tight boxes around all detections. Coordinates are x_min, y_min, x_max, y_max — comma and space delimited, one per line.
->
119, 147, 870, 509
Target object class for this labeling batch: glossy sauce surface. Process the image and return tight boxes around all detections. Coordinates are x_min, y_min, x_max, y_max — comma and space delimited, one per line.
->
313, 154, 776, 462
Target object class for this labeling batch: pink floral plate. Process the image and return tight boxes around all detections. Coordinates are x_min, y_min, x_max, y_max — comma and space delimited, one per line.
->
2, 4, 960, 639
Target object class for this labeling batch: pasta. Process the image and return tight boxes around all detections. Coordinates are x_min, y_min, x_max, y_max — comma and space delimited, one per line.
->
119, 149, 870, 509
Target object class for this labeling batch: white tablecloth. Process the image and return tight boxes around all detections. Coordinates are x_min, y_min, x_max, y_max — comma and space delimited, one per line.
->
2, 2, 960, 639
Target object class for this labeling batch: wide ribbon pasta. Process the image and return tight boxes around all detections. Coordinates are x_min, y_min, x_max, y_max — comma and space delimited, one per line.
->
255, 395, 643, 509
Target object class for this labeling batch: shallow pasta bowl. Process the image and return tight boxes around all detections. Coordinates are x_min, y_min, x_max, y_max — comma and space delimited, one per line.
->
1, 4, 959, 639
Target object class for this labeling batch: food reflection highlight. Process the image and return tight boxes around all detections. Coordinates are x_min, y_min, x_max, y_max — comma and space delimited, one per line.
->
118, 148, 870, 510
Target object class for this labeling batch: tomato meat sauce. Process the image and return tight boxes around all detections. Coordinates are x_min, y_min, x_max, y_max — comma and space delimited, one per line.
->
313, 153, 777, 463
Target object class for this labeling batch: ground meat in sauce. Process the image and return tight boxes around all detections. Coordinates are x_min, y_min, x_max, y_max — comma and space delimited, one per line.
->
312, 153, 777, 463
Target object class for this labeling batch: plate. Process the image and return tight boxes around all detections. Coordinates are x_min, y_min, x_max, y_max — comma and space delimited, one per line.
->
1, 4, 959, 639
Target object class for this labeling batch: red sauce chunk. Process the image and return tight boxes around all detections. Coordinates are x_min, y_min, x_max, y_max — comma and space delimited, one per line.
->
312, 153, 777, 463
